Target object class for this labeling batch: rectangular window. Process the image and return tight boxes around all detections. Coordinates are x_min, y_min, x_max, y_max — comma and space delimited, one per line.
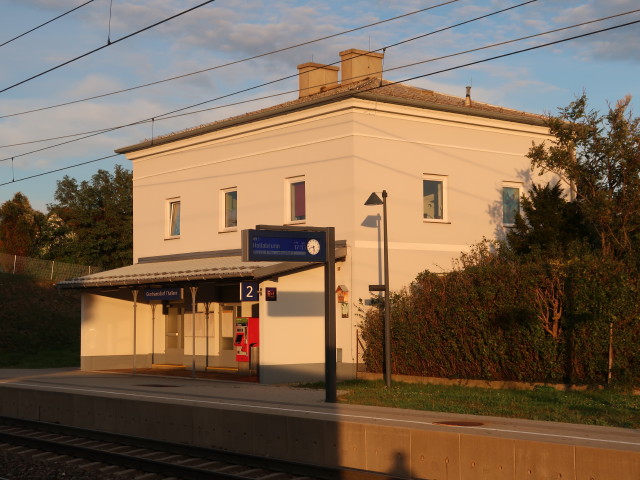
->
423, 175, 447, 221
288, 178, 306, 222
223, 188, 237, 229
167, 199, 181, 237
502, 183, 521, 225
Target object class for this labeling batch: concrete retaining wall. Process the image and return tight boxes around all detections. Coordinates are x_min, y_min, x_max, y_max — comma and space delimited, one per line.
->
0, 385, 637, 479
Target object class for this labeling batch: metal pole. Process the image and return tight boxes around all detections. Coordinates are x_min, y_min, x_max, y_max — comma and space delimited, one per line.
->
382, 190, 391, 388
324, 227, 337, 403
150, 303, 157, 365
204, 302, 210, 369
190, 286, 198, 378
132, 289, 139, 374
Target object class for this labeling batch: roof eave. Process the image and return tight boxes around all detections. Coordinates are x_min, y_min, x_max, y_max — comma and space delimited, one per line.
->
115, 89, 545, 155
114, 90, 359, 155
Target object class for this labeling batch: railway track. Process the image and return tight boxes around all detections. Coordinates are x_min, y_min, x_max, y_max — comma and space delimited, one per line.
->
0, 416, 393, 480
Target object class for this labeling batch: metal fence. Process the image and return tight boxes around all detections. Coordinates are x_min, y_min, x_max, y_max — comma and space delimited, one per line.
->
0, 253, 102, 282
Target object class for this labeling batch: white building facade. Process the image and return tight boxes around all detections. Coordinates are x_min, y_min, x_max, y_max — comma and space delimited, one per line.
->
59, 49, 554, 383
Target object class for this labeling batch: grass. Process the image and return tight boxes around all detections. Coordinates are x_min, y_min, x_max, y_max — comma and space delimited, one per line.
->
0, 272, 80, 369
299, 379, 640, 429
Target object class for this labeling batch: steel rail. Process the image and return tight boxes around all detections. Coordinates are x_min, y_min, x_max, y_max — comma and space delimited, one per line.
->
0, 416, 394, 480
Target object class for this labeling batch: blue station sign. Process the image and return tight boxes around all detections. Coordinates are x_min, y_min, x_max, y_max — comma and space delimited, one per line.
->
143, 288, 182, 302
242, 229, 326, 262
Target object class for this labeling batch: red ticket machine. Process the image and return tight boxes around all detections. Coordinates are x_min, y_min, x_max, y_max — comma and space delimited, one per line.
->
233, 317, 259, 362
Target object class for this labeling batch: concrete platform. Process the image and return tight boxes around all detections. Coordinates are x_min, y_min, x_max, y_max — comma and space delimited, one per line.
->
0, 368, 638, 479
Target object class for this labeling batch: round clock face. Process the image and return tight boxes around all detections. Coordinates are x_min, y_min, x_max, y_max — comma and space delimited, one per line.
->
307, 238, 321, 255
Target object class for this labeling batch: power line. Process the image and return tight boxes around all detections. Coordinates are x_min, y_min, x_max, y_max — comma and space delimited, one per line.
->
0, 0, 538, 157
0, 0, 217, 95
3, 17, 639, 186
152, 0, 540, 122
0, 154, 119, 187
0, 0, 462, 120
383, 8, 640, 75
0, 0, 95, 49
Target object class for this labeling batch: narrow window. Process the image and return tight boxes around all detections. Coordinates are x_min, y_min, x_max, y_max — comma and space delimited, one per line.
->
224, 189, 237, 228
168, 200, 181, 237
502, 184, 521, 225
289, 179, 306, 222
423, 175, 447, 221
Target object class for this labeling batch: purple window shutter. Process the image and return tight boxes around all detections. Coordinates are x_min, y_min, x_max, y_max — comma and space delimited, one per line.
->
294, 182, 305, 219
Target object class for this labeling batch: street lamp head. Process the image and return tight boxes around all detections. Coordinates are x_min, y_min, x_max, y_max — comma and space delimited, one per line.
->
364, 192, 383, 206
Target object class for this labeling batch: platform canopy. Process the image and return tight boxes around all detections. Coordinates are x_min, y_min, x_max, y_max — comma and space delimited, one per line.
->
56, 246, 346, 290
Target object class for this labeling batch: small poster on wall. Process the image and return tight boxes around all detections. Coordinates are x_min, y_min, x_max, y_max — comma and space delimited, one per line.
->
265, 287, 277, 301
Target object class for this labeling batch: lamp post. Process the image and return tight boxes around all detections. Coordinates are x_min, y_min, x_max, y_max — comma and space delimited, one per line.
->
365, 190, 391, 388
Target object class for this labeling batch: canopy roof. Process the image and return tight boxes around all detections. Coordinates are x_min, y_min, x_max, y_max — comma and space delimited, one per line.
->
57, 247, 346, 290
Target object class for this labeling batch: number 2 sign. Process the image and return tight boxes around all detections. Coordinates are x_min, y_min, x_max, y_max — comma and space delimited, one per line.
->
240, 281, 259, 301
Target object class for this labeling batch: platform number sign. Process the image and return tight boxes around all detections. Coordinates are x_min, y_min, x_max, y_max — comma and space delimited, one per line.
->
240, 281, 259, 301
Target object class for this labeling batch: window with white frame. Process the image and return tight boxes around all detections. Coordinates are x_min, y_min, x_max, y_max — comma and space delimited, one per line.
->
286, 177, 306, 223
502, 182, 522, 226
167, 199, 181, 238
221, 188, 237, 230
423, 175, 447, 221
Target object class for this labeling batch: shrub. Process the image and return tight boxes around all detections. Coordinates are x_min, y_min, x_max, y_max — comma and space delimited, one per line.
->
360, 243, 640, 386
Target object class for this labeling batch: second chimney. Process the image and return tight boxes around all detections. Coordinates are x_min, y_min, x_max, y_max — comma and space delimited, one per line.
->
297, 63, 340, 98
339, 48, 384, 85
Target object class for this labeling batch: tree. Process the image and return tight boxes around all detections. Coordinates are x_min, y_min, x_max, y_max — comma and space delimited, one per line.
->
48, 165, 133, 269
527, 94, 640, 262
0, 192, 44, 256
527, 94, 640, 384
506, 182, 592, 256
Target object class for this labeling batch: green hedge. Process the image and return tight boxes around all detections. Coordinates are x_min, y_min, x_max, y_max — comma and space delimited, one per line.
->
360, 245, 640, 386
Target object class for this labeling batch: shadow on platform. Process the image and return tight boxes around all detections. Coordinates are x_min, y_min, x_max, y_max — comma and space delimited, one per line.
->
104, 367, 259, 383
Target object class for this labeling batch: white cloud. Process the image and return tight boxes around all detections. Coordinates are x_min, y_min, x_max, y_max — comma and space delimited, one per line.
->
1, 0, 639, 209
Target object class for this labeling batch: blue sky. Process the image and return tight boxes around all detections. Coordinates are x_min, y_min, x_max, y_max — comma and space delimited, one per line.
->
1, 0, 639, 211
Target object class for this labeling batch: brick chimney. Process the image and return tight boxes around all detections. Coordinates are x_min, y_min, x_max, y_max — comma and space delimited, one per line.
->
339, 48, 384, 85
297, 63, 340, 98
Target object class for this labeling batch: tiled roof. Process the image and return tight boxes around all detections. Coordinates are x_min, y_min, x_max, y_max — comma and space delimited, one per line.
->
116, 78, 545, 154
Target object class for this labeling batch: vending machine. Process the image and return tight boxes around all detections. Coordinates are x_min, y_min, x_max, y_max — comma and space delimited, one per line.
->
233, 317, 259, 363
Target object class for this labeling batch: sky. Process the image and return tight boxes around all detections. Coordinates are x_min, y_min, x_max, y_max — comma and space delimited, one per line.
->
0, 0, 639, 212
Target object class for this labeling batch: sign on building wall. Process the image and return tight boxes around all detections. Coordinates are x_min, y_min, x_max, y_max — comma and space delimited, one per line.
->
265, 287, 277, 301
241, 229, 326, 262
143, 288, 182, 302
240, 281, 259, 301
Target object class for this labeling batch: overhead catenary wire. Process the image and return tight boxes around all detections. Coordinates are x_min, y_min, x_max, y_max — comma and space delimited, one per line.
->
0, 0, 217, 95
2, 17, 639, 187
2, 4, 637, 154
0, 154, 120, 187
0, 0, 540, 156
0, 0, 462, 121
142, 16, 640, 126
383, 8, 640, 75
145, 0, 542, 123
0, 0, 95, 49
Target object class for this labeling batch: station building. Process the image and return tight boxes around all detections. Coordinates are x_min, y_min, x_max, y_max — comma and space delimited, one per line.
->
58, 49, 555, 384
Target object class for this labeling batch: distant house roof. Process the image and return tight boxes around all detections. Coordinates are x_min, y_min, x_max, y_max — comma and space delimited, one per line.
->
116, 78, 546, 155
